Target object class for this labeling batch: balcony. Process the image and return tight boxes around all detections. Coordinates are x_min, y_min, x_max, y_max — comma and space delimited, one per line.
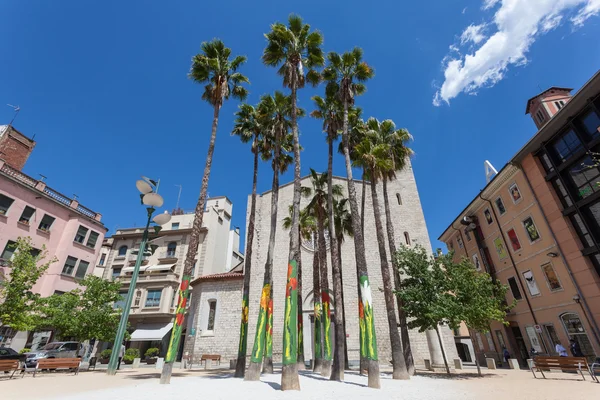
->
118, 264, 179, 285
157, 251, 178, 263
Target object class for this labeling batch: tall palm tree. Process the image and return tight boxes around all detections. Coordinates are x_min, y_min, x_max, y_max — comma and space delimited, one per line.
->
245, 92, 294, 380
310, 90, 346, 380
263, 15, 324, 390
161, 39, 249, 384
232, 103, 264, 378
354, 118, 409, 380
303, 169, 343, 378
322, 47, 379, 389
372, 119, 415, 375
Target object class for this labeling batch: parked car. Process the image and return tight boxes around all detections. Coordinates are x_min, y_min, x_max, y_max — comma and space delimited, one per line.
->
0, 347, 26, 362
24, 342, 80, 368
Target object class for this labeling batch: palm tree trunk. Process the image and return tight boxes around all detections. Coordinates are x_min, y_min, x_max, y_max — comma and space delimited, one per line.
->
316, 212, 333, 378
282, 79, 301, 390
341, 101, 380, 389
160, 103, 221, 384
263, 286, 274, 374
361, 170, 366, 236
381, 178, 414, 375
336, 238, 349, 370
327, 139, 345, 382
234, 140, 259, 378
370, 180, 409, 380
245, 140, 281, 381
312, 236, 324, 373
297, 232, 305, 370
359, 169, 368, 374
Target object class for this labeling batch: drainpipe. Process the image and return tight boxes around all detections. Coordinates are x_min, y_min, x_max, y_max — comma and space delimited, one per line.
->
514, 162, 600, 351
478, 193, 549, 354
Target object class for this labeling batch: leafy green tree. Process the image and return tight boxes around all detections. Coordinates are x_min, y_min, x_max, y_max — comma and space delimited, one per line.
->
0, 237, 54, 331
161, 39, 249, 384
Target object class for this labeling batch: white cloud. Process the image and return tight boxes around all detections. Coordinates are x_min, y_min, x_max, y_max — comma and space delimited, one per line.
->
460, 24, 487, 44
462, 7, 468, 14
434, 0, 600, 106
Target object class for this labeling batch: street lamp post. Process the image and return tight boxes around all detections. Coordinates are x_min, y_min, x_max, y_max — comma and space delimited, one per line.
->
106, 178, 171, 376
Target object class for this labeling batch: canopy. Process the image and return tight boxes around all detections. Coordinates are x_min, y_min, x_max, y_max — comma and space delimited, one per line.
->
122, 264, 175, 273
129, 323, 173, 342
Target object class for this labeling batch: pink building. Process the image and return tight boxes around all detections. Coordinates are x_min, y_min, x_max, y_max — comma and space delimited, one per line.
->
0, 125, 107, 350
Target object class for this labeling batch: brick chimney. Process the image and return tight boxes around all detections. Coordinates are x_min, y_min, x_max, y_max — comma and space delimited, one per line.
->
0, 125, 36, 170
525, 87, 573, 130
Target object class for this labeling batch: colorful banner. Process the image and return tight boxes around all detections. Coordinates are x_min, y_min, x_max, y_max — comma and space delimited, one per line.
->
236, 296, 249, 356
250, 284, 270, 363
165, 276, 191, 363
314, 300, 322, 361
297, 293, 304, 360
282, 261, 298, 365
359, 275, 378, 361
322, 291, 332, 361
265, 298, 274, 359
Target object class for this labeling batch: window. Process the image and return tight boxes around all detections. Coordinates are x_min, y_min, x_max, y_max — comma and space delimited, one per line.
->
114, 291, 127, 309
19, 206, 35, 224
167, 242, 177, 257
472, 253, 481, 270
569, 214, 595, 247
522, 217, 540, 242
456, 236, 463, 249
552, 178, 573, 208
567, 155, 600, 200
544, 324, 561, 350
507, 277, 523, 300
86, 231, 99, 248
447, 241, 454, 251
29, 248, 41, 258
191, 261, 197, 278
38, 214, 55, 232
207, 300, 217, 331
582, 200, 600, 243
74, 226, 88, 243
99, 253, 106, 266
134, 290, 142, 307
75, 260, 89, 279
581, 109, 600, 137
62, 256, 78, 275
536, 109, 545, 123
495, 330, 506, 349
111, 267, 122, 280
493, 237, 508, 259
522, 270, 540, 296
145, 289, 162, 307
1, 241, 16, 261
396, 193, 402, 205
540, 152, 554, 173
484, 209, 493, 224
552, 129, 582, 163
560, 312, 595, 357
495, 197, 506, 215
464, 229, 471, 241
509, 184, 522, 204
541, 263, 562, 291
118, 245, 128, 257
171, 223, 180, 230
485, 332, 495, 351
506, 228, 521, 252
554, 100, 564, 110
54, 290, 66, 295
404, 231, 411, 246
0, 194, 14, 215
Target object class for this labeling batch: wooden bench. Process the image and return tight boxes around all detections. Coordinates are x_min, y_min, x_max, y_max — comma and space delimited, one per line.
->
0, 360, 21, 379
531, 356, 598, 382
34, 358, 81, 377
199, 354, 221, 369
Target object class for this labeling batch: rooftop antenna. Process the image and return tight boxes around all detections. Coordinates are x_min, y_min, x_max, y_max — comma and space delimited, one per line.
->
38, 174, 47, 182
7, 104, 20, 126
174, 184, 182, 209
484, 160, 498, 183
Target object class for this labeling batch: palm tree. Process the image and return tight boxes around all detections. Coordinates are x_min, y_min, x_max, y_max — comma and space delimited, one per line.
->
322, 48, 379, 389
232, 103, 264, 378
263, 16, 324, 390
245, 92, 294, 380
354, 118, 409, 380
310, 91, 346, 380
372, 119, 415, 375
303, 169, 343, 378
160, 39, 249, 384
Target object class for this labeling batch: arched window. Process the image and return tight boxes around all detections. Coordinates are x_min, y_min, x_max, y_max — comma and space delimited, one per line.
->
396, 193, 402, 205
167, 242, 177, 257
118, 245, 128, 257
560, 312, 594, 357
404, 232, 411, 246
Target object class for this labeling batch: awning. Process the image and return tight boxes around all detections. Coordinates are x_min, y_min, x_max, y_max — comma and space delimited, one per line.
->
129, 323, 173, 342
122, 264, 175, 273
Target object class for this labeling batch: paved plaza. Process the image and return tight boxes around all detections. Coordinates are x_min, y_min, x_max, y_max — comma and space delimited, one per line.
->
2, 366, 598, 400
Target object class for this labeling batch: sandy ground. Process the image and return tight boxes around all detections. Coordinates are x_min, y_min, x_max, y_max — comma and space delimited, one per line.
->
1, 366, 598, 400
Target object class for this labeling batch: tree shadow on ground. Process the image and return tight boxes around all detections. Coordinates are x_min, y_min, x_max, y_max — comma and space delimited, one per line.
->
124, 373, 188, 380
263, 380, 282, 390
413, 371, 495, 380
299, 370, 366, 387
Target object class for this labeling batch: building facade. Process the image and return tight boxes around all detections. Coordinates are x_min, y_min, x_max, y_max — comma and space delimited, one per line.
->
98, 197, 243, 359
0, 126, 106, 350
440, 71, 600, 366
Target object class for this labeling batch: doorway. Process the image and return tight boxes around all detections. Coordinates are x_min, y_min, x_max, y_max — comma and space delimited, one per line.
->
510, 326, 529, 367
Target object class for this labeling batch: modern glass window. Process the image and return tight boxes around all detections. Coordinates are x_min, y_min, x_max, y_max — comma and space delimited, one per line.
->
118, 245, 128, 257
522, 270, 540, 296
506, 228, 521, 251
171, 222, 180, 230
0, 194, 14, 215
464, 228, 471, 241
145, 289, 162, 307
495, 197, 506, 214
484, 209, 493, 224
62, 256, 78, 275
167, 242, 177, 257
38, 214, 56, 232
1, 241, 16, 261
75, 260, 89, 279
581, 109, 600, 137
552, 178, 573, 208
509, 184, 522, 204
569, 214, 595, 247
567, 155, 600, 200
507, 277, 523, 300
561, 312, 595, 357
541, 263, 562, 291
522, 217, 541, 242
111, 267, 122, 280
552, 129, 583, 164
207, 300, 217, 331
86, 231, 99, 248
19, 206, 35, 224
74, 226, 88, 243
540, 153, 554, 173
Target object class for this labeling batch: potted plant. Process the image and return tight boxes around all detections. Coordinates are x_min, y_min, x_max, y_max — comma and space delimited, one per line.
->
123, 348, 140, 365
145, 347, 159, 364
99, 349, 112, 364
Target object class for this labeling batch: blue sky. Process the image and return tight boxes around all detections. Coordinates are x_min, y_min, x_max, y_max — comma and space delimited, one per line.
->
1, 1, 599, 253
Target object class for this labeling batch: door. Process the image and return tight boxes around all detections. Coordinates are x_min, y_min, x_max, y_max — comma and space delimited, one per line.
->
510, 326, 529, 367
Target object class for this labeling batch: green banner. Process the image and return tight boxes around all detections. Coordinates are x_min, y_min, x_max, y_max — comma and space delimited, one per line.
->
250, 284, 270, 363
322, 292, 332, 361
165, 276, 191, 363
359, 275, 378, 361
237, 296, 249, 357
282, 260, 298, 365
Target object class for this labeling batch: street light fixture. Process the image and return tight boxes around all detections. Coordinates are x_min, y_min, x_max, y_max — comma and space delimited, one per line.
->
106, 177, 171, 376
